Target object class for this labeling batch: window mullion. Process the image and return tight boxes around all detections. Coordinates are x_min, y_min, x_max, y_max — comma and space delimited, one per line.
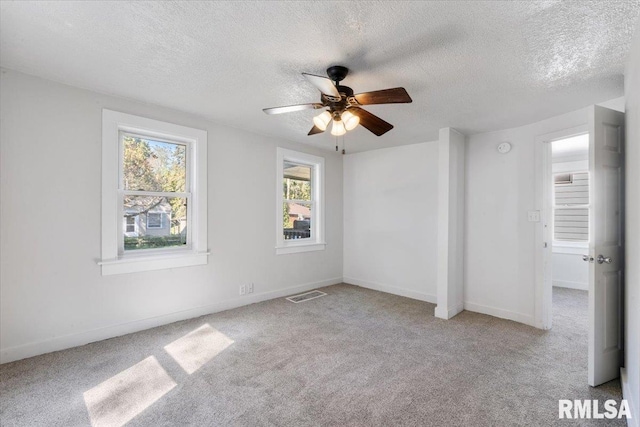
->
285, 199, 313, 205
122, 190, 190, 198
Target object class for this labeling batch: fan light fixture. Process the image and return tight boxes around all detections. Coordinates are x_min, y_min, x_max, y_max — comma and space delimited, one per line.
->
341, 110, 360, 131
313, 111, 332, 131
315, 110, 358, 135
331, 119, 346, 136
263, 66, 413, 138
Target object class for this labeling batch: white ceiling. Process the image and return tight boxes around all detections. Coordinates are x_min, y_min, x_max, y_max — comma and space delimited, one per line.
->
1, 1, 639, 153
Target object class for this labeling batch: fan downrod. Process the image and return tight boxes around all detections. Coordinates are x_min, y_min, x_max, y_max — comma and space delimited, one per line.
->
327, 66, 349, 83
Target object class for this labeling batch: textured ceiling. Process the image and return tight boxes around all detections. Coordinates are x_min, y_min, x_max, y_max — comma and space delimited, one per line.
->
1, 1, 639, 153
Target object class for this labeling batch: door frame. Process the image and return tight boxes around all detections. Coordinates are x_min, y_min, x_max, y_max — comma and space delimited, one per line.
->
534, 124, 589, 330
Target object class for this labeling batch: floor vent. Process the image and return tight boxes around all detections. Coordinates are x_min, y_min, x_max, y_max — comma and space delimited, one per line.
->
286, 290, 327, 303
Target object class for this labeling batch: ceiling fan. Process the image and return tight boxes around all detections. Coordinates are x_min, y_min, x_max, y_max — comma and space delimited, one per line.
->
263, 66, 412, 137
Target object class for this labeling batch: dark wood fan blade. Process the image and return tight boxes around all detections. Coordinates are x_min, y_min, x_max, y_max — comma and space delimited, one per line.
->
263, 103, 323, 115
349, 107, 394, 136
302, 73, 341, 98
354, 88, 412, 105
308, 125, 325, 136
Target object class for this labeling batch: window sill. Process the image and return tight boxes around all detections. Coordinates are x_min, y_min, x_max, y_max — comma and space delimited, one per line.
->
275, 242, 326, 255
99, 251, 209, 275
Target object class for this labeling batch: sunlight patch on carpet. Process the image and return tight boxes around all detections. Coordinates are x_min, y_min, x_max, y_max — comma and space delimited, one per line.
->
164, 323, 234, 374
83, 356, 176, 427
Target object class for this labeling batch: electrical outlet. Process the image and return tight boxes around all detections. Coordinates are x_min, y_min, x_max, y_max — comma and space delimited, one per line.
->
240, 285, 246, 295
527, 210, 540, 222
248, 283, 254, 294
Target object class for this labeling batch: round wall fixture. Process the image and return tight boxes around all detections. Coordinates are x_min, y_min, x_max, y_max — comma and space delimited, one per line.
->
497, 142, 512, 154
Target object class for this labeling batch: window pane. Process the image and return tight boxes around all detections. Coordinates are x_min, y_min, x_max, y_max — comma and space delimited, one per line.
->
123, 134, 186, 192
123, 195, 187, 250
283, 202, 311, 240
283, 162, 311, 201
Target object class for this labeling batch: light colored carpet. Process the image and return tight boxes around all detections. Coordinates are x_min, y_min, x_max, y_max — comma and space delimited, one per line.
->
0, 284, 624, 426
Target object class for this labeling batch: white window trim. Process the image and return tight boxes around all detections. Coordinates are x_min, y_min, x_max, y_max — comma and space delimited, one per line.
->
100, 109, 208, 275
276, 148, 325, 255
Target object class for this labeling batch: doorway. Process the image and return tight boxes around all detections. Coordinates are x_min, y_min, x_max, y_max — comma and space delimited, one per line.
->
536, 124, 589, 331
536, 105, 625, 387
549, 133, 590, 334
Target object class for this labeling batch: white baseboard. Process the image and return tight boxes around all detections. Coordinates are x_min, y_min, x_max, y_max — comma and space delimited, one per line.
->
621, 368, 639, 427
464, 301, 536, 327
434, 302, 464, 320
0, 277, 342, 364
553, 280, 588, 291
343, 276, 437, 304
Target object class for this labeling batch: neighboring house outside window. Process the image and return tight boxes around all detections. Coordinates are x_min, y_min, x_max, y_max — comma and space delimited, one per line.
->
287, 203, 311, 225
100, 110, 208, 275
276, 148, 325, 255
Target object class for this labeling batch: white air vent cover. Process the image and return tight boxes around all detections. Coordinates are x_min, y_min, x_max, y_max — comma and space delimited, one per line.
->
554, 173, 573, 185
286, 290, 327, 303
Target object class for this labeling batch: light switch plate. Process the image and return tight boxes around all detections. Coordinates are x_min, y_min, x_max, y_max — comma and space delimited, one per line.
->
528, 210, 540, 222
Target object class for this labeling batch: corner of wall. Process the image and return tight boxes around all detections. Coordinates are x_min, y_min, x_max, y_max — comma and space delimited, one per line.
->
622, 18, 640, 426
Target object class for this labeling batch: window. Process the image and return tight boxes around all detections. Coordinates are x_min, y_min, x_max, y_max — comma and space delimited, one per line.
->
122, 133, 185, 250
100, 110, 208, 275
283, 162, 312, 240
146, 212, 163, 228
276, 148, 325, 254
125, 216, 136, 233
553, 171, 589, 242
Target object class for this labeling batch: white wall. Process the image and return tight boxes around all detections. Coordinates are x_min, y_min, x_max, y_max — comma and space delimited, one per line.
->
623, 26, 640, 426
551, 251, 588, 290
552, 160, 588, 172
435, 128, 465, 319
343, 142, 439, 302
0, 69, 344, 363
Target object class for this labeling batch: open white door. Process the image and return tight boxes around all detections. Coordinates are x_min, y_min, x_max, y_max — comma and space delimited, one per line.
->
587, 105, 625, 387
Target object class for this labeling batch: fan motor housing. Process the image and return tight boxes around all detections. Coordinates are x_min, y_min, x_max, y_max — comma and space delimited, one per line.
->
327, 65, 349, 82
321, 84, 354, 113
336, 85, 354, 97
